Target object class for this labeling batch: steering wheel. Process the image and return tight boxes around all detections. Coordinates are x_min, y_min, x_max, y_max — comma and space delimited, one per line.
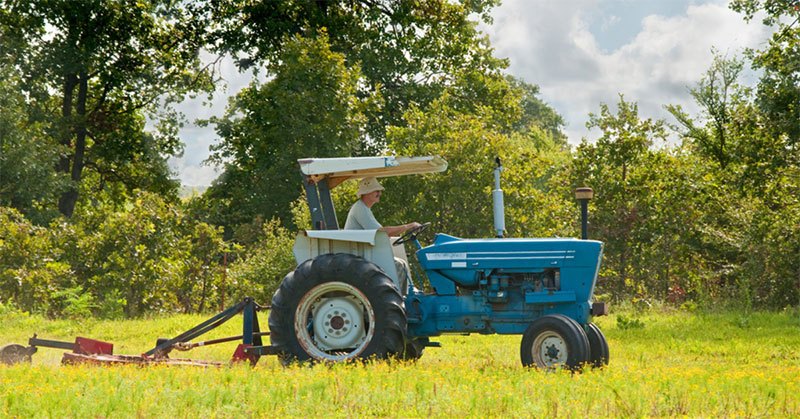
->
392, 222, 431, 246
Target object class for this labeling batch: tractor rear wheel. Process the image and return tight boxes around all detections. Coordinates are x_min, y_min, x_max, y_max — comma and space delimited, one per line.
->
585, 323, 609, 368
520, 314, 590, 371
269, 253, 407, 364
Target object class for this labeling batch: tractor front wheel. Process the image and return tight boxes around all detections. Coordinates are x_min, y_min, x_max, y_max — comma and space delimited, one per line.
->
269, 253, 407, 364
585, 322, 609, 368
520, 314, 590, 371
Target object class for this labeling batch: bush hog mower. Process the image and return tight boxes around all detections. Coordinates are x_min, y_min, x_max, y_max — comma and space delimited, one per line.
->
2, 155, 608, 370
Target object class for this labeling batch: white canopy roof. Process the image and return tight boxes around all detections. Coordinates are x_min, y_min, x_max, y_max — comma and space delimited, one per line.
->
297, 156, 448, 188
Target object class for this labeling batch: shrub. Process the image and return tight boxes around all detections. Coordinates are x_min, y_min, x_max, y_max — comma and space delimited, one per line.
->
226, 219, 296, 304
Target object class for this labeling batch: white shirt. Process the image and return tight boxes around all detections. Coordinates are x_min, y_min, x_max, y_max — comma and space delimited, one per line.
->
344, 199, 382, 230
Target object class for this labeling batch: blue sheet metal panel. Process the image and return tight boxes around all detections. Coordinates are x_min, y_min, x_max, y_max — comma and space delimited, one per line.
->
406, 294, 488, 336
425, 271, 457, 295
407, 233, 601, 338
405, 293, 592, 337
558, 266, 598, 303
524, 290, 576, 304
422, 233, 602, 256
417, 235, 602, 288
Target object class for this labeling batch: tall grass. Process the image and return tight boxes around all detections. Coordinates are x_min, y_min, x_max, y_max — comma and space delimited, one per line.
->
2, 307, 799, 416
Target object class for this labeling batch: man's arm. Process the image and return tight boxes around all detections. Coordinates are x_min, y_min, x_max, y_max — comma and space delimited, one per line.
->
381, 222, 422, 236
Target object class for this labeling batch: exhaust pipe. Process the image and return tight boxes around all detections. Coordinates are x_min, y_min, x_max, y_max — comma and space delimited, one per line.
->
575, 187, 594, 240
493, 157, 505, 238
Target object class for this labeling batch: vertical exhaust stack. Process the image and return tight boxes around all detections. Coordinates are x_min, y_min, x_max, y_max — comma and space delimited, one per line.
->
493, 157, 505, 238
575, 187, 594, 240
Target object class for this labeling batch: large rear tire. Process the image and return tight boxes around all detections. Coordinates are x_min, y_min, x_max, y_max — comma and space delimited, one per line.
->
520, 314, 590, 371
269, 253, 407, 364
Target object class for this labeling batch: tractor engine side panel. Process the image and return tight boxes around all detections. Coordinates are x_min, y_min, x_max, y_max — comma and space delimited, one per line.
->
408, 235, 603, 337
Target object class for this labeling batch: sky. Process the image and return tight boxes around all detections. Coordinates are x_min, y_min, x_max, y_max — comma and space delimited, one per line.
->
167, 0, 775, 187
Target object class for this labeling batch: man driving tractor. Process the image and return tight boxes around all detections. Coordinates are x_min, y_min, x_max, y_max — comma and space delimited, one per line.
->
344, 176, 421, 294
344, 177, 421, 234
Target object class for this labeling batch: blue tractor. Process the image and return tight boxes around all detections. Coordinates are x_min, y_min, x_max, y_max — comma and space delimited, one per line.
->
269, 156, 609, 369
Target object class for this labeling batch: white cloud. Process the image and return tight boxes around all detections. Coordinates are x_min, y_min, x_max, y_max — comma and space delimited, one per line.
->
170, 156, 221, 187
485, 0, 773, 143
601, 14, 621, 31
167, 53, 261, 185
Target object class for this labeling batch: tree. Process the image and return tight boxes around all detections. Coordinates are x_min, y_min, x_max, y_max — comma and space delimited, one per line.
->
731, 0, 800, 171
0, 66, 63, 223
198, 0, 506, 148
666, 52, 749, 170
383, 76, 573, 240
572, 96, 672, 297
0, 0, 214, 217
506, 75, 568, 149
204, 34, 376, 233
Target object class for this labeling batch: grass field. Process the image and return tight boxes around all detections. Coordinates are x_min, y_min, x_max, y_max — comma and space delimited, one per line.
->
2, 306, 799, 417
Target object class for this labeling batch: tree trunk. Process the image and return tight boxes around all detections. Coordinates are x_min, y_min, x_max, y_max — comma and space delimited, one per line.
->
57, 74, 77, 216
199, 267, 207, 313
57, 74, 76, 173
58, 72, 88, 217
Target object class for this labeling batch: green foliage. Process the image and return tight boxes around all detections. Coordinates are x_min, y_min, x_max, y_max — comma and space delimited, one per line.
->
202, 0, 506, 143
0, 191, 238, 317
732, 0, 800, 158
73, 192, 186, 317
735, 197, 800, 307
666, 51, 749, 170
51, 286, 96, 320
225, 219, 296, 304
0, 66, 63, 224
615, 314, 645, 330
175, 221, 230, 313
0, 0, 213, 217
662, 16, 800, 308
384, 75, 574, 239
0, 207, 64, 314
573, 96, 693, 300
506, 75, 568, 148
726, 1, 800, 308
205, 33, 375, 233
2, 310, 800, 416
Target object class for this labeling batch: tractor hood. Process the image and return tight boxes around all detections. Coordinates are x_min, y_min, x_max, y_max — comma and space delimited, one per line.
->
297, 156, 448, 188
417, 233, 604, 290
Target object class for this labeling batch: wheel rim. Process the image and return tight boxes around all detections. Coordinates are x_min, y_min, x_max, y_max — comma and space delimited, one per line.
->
294, 281, 375, 361
531, 330, 568, 368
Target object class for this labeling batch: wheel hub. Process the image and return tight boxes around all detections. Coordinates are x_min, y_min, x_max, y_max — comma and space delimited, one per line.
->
310, 295, 367, 351
533, 332, 568, 367
545, 343, 560, 360
330, 316, 345, 330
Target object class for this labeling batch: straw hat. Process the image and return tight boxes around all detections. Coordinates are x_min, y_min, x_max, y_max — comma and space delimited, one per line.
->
357, 177, 385, 196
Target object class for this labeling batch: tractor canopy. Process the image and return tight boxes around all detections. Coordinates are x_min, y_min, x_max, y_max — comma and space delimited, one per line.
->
298, 155, 448, 189
299, 156, 448, 230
